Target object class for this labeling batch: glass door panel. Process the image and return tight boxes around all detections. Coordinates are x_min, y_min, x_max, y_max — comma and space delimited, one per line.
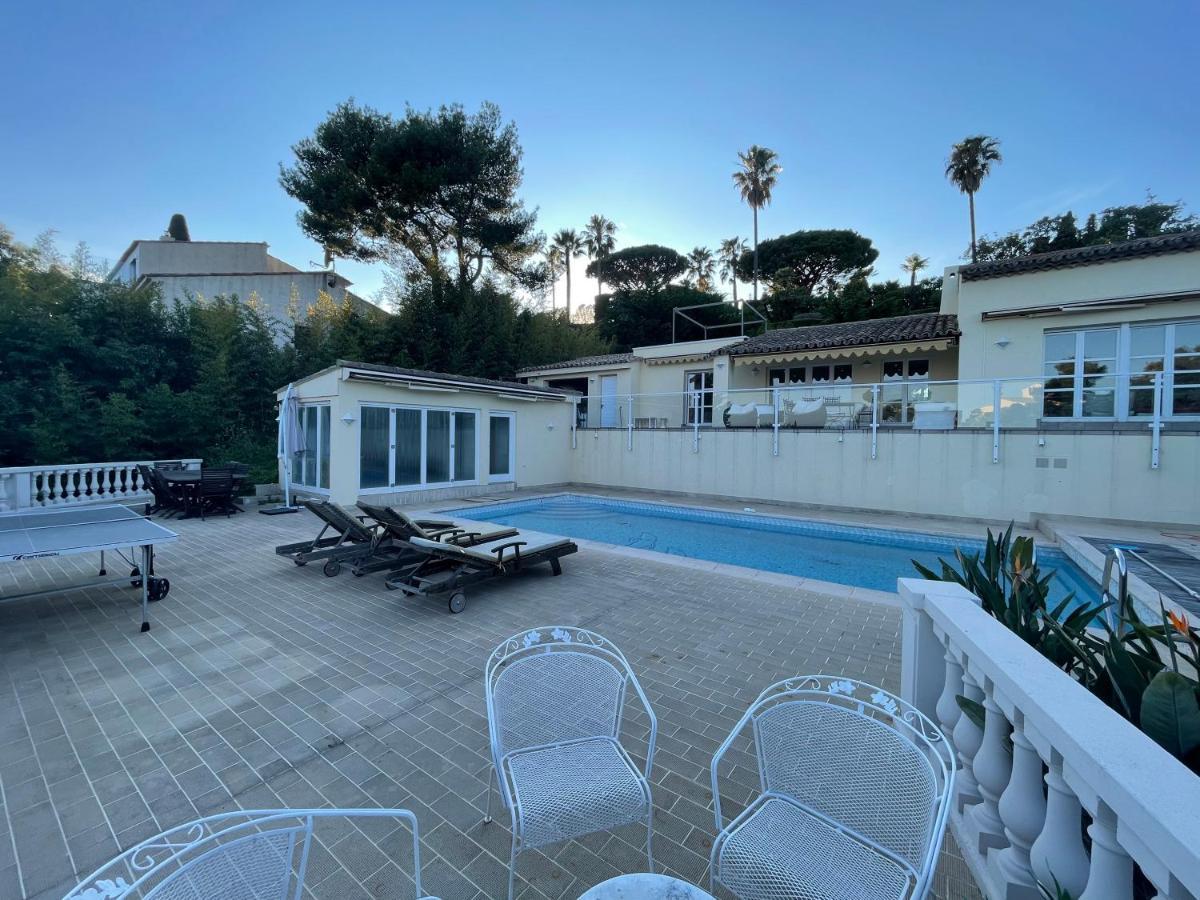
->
489, 414, 513, 480
452, 412, 476, 481
394, 408, 422, 486
426, 411, 451, 483
318, 406, 331, 488
359, 407, 390, 489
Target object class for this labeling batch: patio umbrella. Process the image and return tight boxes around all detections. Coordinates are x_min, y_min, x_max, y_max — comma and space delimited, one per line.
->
262, 383, 304, 514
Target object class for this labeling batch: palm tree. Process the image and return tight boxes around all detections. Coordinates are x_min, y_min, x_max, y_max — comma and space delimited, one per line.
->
550, 229, 585, 321
686, 246, 716, 292
718, 237, 748, 304
901, 252, 930, 287
545, 245, 564, 310
732, 145, 781, 303
945, 135, 1003, 263
582, 214, 617, 300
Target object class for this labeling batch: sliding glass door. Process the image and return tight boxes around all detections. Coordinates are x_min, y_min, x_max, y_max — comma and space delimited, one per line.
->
292, 404, 331, 490
360, 404, 479, 491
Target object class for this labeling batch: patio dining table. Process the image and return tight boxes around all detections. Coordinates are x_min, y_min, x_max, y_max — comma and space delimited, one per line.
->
159, 469, 246, 516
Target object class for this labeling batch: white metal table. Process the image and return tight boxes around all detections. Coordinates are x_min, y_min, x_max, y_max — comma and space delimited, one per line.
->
577, 874, 716, 899
0, 504, 178, 632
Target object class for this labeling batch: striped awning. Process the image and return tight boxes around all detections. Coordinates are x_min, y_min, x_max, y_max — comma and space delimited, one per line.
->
733, 338, 954, 366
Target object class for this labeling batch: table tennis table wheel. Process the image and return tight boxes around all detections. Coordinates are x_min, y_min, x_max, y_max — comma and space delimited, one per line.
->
148, 577, 170, 602
130, 566, 141, 588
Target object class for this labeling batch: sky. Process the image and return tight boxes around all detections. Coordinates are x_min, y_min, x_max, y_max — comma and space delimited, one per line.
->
3, 0, 1198, 309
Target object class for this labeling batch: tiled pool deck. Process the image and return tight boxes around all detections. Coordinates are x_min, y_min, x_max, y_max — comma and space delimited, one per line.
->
0, 505, 980, 899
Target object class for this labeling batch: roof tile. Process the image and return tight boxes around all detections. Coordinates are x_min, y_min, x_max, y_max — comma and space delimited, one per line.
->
721, 313, 960, 357
960, 230, 1200, 281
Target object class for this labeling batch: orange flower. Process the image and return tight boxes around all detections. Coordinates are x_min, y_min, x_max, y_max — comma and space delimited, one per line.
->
1167, 610, 1190, 635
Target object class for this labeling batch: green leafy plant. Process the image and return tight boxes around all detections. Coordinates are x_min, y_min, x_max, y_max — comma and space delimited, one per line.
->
1046, 602, 1200, 772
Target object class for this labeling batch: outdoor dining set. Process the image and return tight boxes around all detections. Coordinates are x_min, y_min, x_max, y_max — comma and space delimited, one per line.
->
138, 461, 248, 520
63, 627, 956, 900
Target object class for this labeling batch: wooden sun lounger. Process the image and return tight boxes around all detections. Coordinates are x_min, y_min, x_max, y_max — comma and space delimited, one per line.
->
274, 500, 407, 577
383, 530, 578, 613
355, 502, 519, 548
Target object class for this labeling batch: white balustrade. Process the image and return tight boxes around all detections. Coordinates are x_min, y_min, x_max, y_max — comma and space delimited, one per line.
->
0, 459, 202, 512
899, 578, 1200, 900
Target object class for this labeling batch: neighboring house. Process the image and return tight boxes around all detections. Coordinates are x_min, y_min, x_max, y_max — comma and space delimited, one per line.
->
106, 238, 380, 338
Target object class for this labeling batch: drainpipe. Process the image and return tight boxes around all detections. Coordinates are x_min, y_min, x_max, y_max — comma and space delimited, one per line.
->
992, 380, 1002, 464
1150, 371, 1163, 470
870, 383, 879, 460
772, 387, 780, 457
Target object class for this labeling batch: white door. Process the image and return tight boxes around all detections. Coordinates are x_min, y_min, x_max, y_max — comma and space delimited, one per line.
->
599, 375, 619, 427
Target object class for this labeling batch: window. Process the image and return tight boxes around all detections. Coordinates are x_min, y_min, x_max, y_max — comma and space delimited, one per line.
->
768, 367, 805, 385
1044, 321, 1199, 420
1042, 328, 1118, 418
833, 364, 853, 383
489, 413, 515, 482
360, 404, 479, 490
768, 368, 786, 385
907, 359, 930, 379
685, 371, 714, 424
291, 404, 331, 490
811, 365, 830, 383
788, 368, 805, 384
883, 361, 905, 380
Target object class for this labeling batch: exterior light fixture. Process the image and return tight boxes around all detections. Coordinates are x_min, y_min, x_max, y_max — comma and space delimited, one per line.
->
994, 337, 1011, 349
341, 412, 357, 425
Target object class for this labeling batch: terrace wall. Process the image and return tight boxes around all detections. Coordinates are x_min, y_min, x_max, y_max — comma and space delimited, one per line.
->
566, 427, 1200, 527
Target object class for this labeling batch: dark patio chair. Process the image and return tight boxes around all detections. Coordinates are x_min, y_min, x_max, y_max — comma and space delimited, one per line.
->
198, 470, 236, 519
138, 464, 179, 517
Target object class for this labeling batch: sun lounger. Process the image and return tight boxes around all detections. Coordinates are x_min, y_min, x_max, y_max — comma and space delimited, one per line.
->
274, 500, 406, 577
355, 502, 519, 548
383, 529, 578, 613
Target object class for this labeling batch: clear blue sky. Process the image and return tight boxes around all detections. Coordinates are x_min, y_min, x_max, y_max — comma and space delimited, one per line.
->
3, 0, 1197, 307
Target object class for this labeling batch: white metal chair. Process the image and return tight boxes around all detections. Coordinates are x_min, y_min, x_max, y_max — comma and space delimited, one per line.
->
710, 676, 955, 900
484, 627, 657, 900
62, 808, 438, 900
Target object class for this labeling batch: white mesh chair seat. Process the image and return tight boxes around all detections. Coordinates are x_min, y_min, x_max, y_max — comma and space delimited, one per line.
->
710, 677, 955, 900
715, 796, 913, 900
505, 737, 651, 849
485, 627, 658, 900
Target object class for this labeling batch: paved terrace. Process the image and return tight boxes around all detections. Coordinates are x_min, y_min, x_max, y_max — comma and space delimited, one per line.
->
0, 507, 979, 900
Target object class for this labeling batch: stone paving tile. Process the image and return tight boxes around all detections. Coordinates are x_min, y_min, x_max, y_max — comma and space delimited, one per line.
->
0, 505, 978, 900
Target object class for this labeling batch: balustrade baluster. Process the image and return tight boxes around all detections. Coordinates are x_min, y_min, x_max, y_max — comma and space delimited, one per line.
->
1079, 803, 1133, 900
1148, 875, 1195, 900
992, 710, 1046, 897
952, 665, 984, 811
48, 470, 63, 505
967, 677, 1012, 853
1029, 752, 1090, 898
936, 644, 963, 737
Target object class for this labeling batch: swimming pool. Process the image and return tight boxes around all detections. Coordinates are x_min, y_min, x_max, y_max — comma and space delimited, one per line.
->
445, 494, 1100, 607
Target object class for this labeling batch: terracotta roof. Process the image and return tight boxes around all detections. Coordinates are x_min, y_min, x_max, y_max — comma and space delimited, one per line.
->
960, 230, 1200, 281
721, 313, 960, 358
516, 352, 637, 374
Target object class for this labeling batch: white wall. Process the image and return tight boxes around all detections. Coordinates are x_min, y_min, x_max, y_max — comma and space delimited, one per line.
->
567, 428, 1200, 527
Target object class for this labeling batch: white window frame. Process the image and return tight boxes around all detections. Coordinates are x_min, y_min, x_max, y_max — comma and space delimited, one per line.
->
684, 370, 714, 425
1043, 319, 1200, 422
292, 403, 331, 493
487, 411, 517, 483
359, 402, 480, 493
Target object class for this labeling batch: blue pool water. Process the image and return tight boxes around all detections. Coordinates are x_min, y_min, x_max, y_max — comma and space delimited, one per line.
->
445, 494, 1100, 608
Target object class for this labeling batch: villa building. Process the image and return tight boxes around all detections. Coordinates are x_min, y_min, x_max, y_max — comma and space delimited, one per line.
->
277, 231, 1200, 527
107, 237, 379, 336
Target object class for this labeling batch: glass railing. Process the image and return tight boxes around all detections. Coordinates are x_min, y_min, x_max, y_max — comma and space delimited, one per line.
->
577, 373, 1176, 433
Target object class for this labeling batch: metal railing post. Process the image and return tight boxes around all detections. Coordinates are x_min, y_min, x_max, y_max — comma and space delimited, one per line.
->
571, 398, 578, 450
1150, 371, 1163, 470
772, 388, 780, 457
626, 395, 634, 451
992, 380, 1002, 463
870, 383, 879, 460
692, 391, 701, 453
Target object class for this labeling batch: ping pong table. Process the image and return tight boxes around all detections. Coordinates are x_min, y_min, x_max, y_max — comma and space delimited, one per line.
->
0, 504, 178, 632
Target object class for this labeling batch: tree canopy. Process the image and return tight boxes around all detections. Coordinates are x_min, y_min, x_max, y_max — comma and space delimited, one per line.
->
0, 227, 607, 472
738, 229, 878, 295
974, 197, 1198, 262
588, 244, 686, 293
280, 100, 543, 293
596, 285, 738, 350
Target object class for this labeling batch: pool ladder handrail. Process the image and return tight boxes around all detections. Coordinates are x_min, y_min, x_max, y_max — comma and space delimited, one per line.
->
1101, 547, 1130, 631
